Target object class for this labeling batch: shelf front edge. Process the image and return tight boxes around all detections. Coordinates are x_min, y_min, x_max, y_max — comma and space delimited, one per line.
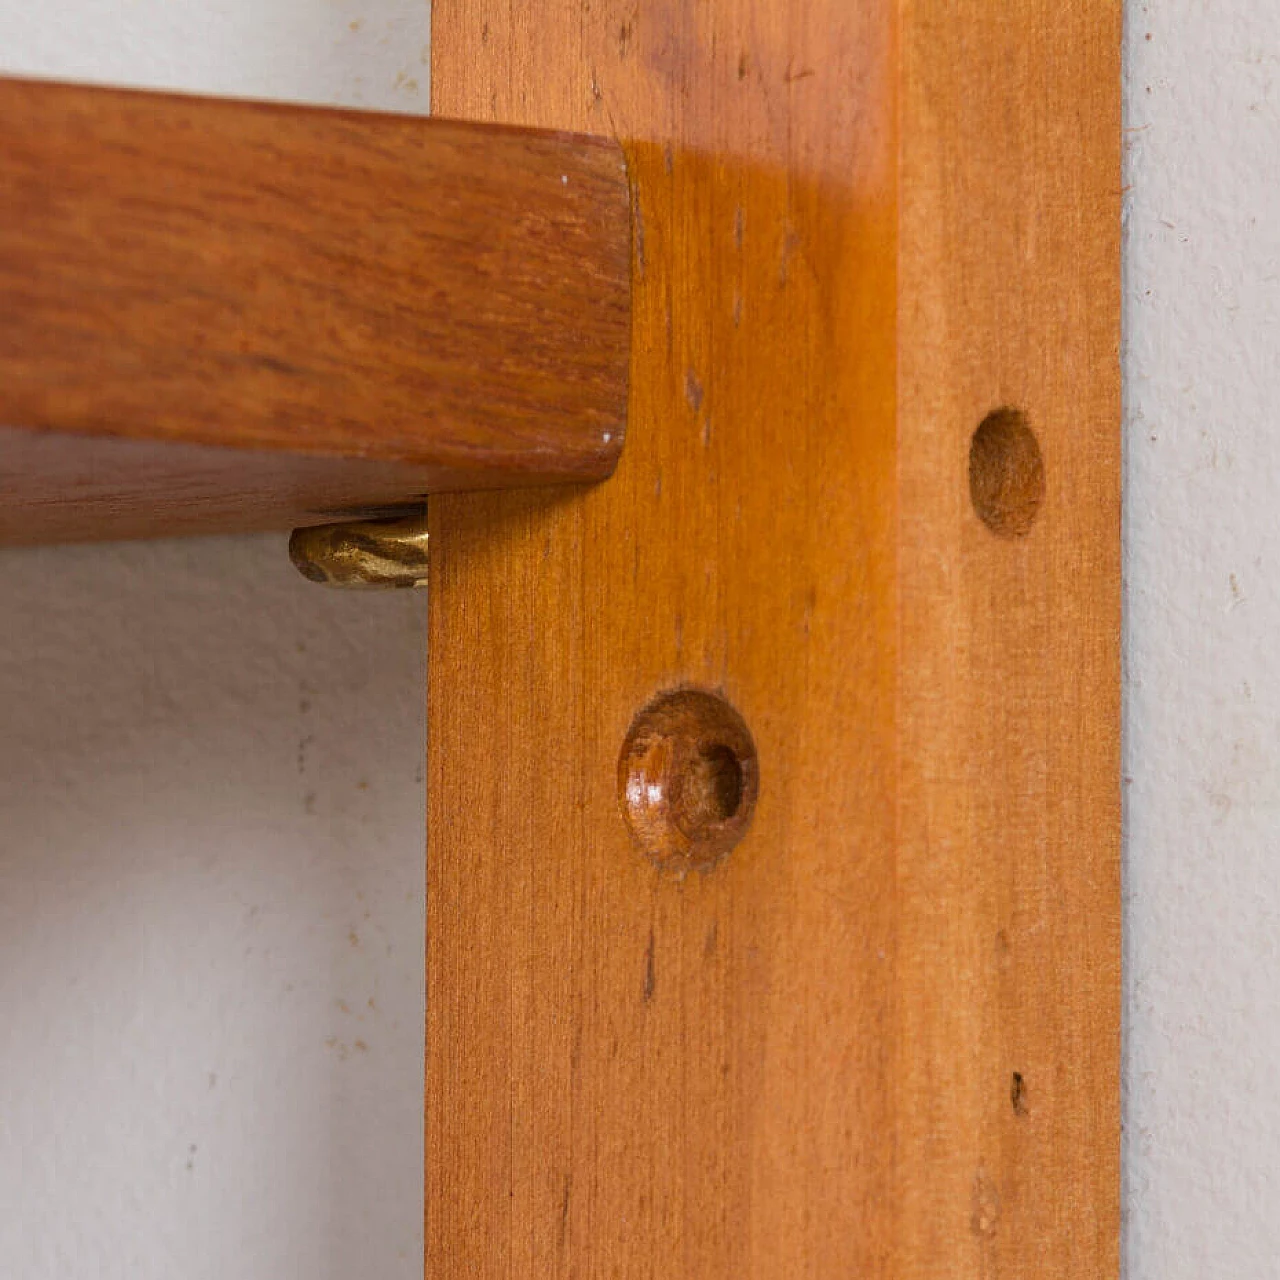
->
0, 77, 630, 544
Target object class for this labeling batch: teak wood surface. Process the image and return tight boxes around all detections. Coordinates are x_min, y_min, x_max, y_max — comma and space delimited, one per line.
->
0, 78, 629, 544
427, 1, 1119, 1278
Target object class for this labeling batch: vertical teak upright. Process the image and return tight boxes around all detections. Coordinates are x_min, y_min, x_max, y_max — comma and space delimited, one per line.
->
427, 0, 1120, 1276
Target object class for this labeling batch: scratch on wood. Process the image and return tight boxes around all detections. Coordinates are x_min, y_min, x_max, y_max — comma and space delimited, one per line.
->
685, 369, 704, 414
634, 199, 646, 279
1010, 1071, 1028, 1116
558, 1171, 572, 1250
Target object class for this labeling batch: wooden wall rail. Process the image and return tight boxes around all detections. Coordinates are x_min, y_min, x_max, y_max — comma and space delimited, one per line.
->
0, 77, 630, 544
427, 0, 1120, 1276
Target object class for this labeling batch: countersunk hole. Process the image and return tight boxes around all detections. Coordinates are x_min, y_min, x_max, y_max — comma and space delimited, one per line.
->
618, 689, 758, 874
969, 408, 1045, 538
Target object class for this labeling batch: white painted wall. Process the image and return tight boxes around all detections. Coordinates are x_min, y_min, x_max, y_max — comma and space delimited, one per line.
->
0, 6, 429, 1278
1124, 4, 1280, 1276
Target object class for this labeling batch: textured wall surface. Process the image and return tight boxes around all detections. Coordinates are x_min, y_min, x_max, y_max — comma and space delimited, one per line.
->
1124, 3, 1280, 1276
0, 5, 430, 1278
0, 0, 429, 110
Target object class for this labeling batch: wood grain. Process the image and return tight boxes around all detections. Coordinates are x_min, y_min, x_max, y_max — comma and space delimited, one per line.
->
426, 2, 1119, 1277
0, 77, 629, 543
895, 6, 1121, 1274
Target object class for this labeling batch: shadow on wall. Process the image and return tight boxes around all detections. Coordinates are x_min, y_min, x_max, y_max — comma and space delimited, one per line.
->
0, 534, 425, 1280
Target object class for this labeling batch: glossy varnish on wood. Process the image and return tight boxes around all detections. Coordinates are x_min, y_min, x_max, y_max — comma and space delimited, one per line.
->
427, 1, 1119, 1276
0, 78, 629, 542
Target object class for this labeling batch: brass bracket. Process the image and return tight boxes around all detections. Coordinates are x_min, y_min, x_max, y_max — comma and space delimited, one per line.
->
289, 511, 429, 589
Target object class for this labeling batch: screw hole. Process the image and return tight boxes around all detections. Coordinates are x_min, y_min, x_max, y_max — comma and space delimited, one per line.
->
969, 408, 1044, 538
677, 743, 744, 832
618, 690, 758, 873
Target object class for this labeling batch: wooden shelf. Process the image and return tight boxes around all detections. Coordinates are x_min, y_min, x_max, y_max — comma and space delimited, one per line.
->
0, 77, 631, 544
